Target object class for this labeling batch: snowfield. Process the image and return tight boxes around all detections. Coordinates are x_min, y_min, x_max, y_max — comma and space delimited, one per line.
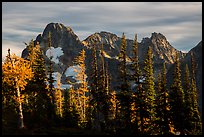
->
65, 65, 87, 82
64, 65, 81, 78
46, 65, 88, 90
46, 47, 64, 64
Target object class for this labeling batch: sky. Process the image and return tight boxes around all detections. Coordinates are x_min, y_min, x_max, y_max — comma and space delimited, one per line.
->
2, 2, 202, 60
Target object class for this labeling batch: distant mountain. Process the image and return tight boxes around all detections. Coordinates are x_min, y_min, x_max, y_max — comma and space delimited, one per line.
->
23, 22, 84, 66
83, 31, 186, 78
141, 32, 186, 63
21, 23, 200, 106
22, 23, 85, 88
83, 31, 186, 63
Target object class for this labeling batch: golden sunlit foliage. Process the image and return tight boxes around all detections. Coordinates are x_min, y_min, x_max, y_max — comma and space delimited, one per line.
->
55, 73, 64, 118
2, 51, 34, 129
2, 53, 33, 91
73, 49, 89, 126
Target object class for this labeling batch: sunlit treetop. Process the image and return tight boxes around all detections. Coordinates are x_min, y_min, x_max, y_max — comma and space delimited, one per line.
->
2, 53, 34, 91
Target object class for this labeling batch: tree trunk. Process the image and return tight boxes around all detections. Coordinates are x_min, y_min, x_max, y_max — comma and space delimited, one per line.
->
8, 50, 24, 129
83, 90, 86, 121
16, 79, 24, 129
77, 89, 83, 121
59, 90, 62, 117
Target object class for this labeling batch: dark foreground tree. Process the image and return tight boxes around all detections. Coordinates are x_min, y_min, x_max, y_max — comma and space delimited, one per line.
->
169, 53, 185, 134
143, 46, 157, 134
188, 53, 202, 134
155, 63, 172, 135
117, 33, 131, 129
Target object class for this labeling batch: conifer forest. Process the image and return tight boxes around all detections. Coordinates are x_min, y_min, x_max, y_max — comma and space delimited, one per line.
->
2, 31, 202, 135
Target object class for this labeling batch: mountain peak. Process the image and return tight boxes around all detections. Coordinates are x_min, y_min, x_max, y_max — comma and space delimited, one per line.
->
44, 22, 74, 34
150, 32, 169, 46
82, 31, 119, 49
151, 32, 166, 40
148, 32, 173, 49
140, 32, 186, 64
99, 31, 118, 37
45, 22, 64, 30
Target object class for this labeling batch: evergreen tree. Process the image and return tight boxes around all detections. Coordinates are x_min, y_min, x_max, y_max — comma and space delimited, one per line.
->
99, 43, 110, 130
47, 32, 55, 106
170, 53, 185, 134
155, 63, 171, 135
118, 33, 129, 93
190, 52, 196, 81
115, 92, 122, 131
43, 32, 57, 123
156, 73, 162, 133
89, 46, 99, 102
189, 53, 202, 134
2, 49, 33, 128
183, 64, 194, 132
98, 43, 106, 126
130, 34, 141, 133
99, 43, 106, 92
131, 34, 141, 83
104, 61, 111, 116
89, 44, 113, 131
190, 79, 202, 134
117, 33, 131, 129
129, 34, 151, 134
26, 40, 51, 124
74, 49, 89, 127
107, 90, 117, 132
64, 87, 80, 127
88, 46, 100, 130
102, 54, 112, 131
55, 72, 63, 118
143, 46, 157, 134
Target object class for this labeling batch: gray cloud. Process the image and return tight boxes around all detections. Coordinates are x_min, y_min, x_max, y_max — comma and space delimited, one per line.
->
2, 2, 202, 59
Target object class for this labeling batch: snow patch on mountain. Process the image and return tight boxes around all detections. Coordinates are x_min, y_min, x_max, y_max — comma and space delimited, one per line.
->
64, 65, 80, 78
64, 65, 88, 83
46, 47, 64, 64
60, 84, 72, 89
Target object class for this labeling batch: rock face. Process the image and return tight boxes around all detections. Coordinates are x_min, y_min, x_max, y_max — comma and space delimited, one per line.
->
83, 31, 185, 62
83, 31, 186, 79
22, 23, 85, 87
38, 23, 84, 66
139, 32, 186, 78
140, 32, 185, 64
21, 22, 186, 85
22, 22, 84, 65
82, 31, 121, 57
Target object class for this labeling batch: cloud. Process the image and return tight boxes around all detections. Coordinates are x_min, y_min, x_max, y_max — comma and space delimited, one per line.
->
2, 2, 202, 59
